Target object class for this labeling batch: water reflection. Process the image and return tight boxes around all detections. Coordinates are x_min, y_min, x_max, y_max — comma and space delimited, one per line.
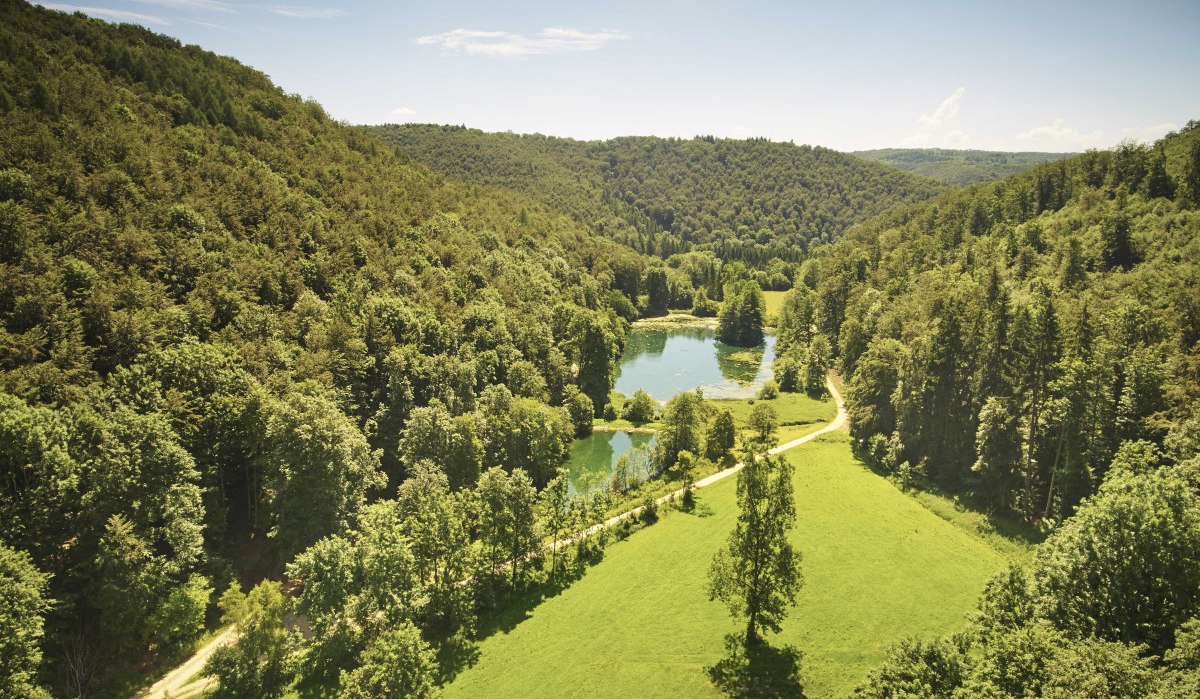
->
614, 325, 775, 401
567, 431, 657, 496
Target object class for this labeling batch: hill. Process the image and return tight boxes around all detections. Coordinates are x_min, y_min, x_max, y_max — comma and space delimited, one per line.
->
0, 2, 650, 695
373, 125, 946, 266
853, 148, 1073, 185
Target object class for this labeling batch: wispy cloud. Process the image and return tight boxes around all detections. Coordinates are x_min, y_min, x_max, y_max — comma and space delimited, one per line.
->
918, 87, 965, 128
268, 5, 344, 19
1016, 118, 1106, 148
1120, 122, 1176, 143
902, 87, 969, 147
416, 27, 630, 58
391, 107, 417, 117
129, 0, 236, 13
42, 3, 169, 24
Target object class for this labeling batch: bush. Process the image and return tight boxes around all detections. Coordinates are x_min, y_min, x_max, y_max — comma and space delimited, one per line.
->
640, 494, 659, 524
758, 380, 780, 400
622, 389, 657, 424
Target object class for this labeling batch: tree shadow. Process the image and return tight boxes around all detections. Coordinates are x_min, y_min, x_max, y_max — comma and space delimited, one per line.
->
438, 545, 607, 683
708, 633, 806, 698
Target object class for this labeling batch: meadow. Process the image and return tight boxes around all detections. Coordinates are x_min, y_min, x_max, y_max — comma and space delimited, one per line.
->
444, 433, 1013, 698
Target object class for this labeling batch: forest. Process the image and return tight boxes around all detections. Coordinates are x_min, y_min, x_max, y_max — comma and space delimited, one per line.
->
372, 125, 945, 266
1, 1, 1199, 698
852, 148, 1073, 186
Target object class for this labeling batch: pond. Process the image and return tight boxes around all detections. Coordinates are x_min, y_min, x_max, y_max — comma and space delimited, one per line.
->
562, 322, 774, 496
613, 324, 776, 402
567, 430, 658, 496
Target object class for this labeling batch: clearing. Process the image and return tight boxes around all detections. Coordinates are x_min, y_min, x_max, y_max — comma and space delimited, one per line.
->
445, 432, 1012, 698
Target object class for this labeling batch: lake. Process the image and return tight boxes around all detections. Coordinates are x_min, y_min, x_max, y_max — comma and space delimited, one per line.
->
564, 322, 774, 495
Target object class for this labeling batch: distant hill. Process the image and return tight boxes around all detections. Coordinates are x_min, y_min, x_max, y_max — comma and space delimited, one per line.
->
853, 148, 1074, 185
373, 126, 946, 265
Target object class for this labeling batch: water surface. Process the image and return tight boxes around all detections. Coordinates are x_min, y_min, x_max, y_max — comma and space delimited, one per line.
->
614, 324, 775, 402
567, 430, 657, 496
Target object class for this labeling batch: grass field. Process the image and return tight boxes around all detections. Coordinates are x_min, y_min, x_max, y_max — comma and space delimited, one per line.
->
445, 433, 1012, 699
763, 290, 788, 325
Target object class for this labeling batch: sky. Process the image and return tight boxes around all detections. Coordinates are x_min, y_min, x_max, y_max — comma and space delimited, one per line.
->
37, 0, 1200, 152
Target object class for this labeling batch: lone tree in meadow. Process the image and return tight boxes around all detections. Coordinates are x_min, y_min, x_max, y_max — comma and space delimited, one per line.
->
708, 447, 803, 646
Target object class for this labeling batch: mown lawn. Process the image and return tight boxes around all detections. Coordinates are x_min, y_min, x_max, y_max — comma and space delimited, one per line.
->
444, 433, 1011, 699
763, 289, 788, 325
711, 391, 833, 441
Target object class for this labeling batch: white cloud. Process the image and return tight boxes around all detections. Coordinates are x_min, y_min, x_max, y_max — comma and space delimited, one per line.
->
944, 129, 970, 145
918, 87, 965, 128
1120, 122, 1176, 143
42, 3, 169, 24
129, 0, 236, 12
268, 5, 344, 19
416, 27, 630, 58
391, 107, 417, 117
1016, 118, 1106, 148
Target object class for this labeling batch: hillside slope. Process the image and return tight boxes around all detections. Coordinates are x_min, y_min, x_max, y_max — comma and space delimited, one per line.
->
0, 2, 647, 695
792, 123, 1200, 523
853, 148, 1073, 185
373, 125, 946, 265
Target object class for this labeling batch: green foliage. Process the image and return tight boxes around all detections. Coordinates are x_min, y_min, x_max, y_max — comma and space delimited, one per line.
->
853, 148, 1073, 185
0, 543, 51, 699
747, 403, 779, 445
658, 389, 707, 467
339, 623, 441, 699
562, 385, 594, 437
708, 449, 803, 644
706, 409, 737, 464
621, 388, 657, 424
757, 379, 780, 400
206, 580, 298, 699
376, 126, 944, 266
718, 280, 766, 346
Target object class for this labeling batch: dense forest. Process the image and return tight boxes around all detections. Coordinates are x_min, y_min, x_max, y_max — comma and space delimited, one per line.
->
373, 125, 945, 266
3, 1, 1200, 697
774, 122, 1200, 694
853, 148, 1073, 186
0, 3, 670, 696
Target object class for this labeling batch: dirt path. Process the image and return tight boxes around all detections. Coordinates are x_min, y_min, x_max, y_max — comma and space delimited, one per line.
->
561, 374, 846, 545
141, 375, 846, 697
138, 627, 233, 699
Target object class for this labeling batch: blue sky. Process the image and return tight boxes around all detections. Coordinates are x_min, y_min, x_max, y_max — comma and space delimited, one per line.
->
39, 0, 1200, 151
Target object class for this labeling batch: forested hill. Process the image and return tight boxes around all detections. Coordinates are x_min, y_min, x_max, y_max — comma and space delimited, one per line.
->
811, 125, 1200, 696
372, 124, 946, 265
784, 123, 1200, 522
0, 2, 650, 695
853, 147, 1074, 185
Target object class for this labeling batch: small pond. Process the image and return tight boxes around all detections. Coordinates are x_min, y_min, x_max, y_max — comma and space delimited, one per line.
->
563, 322, 774, 496
613, 324, 776, 402
566, 430, 657, 497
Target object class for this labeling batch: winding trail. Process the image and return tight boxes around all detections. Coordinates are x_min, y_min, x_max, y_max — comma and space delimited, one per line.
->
141, 375, 846, 699
560, 374, 846, 546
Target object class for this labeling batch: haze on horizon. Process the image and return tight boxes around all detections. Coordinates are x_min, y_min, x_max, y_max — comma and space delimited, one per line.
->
36, 0, 1200, 152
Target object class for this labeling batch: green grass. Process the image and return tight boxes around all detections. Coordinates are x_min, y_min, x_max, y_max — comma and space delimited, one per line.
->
445, 433, 1011, 699
711, 391, 834, 435
763, 290, 788, 325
